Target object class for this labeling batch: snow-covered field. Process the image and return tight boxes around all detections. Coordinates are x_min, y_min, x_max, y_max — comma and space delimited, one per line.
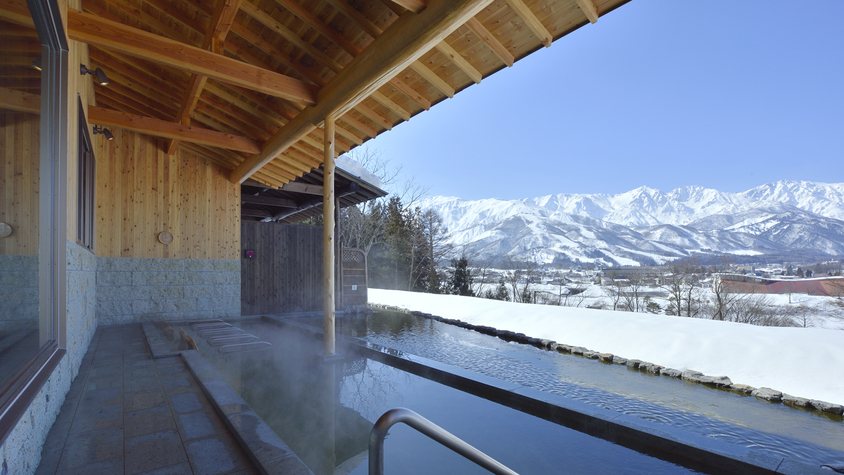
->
368, 289, 844, 406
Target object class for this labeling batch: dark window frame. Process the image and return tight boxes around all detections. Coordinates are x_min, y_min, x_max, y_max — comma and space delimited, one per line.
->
77, 100, 95, 251
0, 0, 68, 447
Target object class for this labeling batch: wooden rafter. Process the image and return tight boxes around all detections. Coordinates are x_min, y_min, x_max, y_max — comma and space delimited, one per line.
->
390, 0, 427, 13
574, 0, 599, 23
88, 106, 262, 153
371, 91, 411, 120
229, 0, 494, 184
435, 41, 482, 84
504, 0, 552, 47
465, 18, 513, 67
410, 60, 454, 98
67, 9, 318, 105
166, 0, 243, 155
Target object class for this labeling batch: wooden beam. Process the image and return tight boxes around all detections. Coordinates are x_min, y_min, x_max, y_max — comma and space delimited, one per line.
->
88, 106, 262, 153
0, 86, 39, 113
465, 18, 514, 67
229, 0, 493, 183
390, 0, 427, 13
504, 0, 552, 47
66, 9, 318, 105
279, 182, 323, 195
410, 60, 454, 98
323, 116, 336, 355
241, 194, 298, 208
574, 0, 599, 24
435, 41, 482, 84
324, 0, 382, 38
241, 209, 272, 218
167, 0, 243, 155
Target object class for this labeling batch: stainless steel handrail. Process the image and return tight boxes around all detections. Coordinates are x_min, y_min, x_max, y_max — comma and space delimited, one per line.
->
369, 408, 518, 475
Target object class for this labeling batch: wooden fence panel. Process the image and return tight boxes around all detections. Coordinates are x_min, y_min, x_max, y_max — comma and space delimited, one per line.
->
241, 221, 369, 315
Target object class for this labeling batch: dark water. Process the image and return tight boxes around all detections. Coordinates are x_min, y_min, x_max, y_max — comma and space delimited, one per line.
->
324, 311, 844, 467
187, 319, 703, 475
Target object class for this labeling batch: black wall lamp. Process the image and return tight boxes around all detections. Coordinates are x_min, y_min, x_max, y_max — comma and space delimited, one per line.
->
80, 64, 110, 86
31, 55, 42, 71
93, 125, 114, 141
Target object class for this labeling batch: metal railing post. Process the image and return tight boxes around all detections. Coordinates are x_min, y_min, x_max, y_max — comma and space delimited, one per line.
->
369, 408, 519, 475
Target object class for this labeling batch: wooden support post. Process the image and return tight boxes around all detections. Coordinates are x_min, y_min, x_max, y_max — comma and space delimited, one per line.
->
323, 116, 336, 356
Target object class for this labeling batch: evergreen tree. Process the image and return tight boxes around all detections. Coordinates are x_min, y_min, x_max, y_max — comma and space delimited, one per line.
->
448, 255, 474, 296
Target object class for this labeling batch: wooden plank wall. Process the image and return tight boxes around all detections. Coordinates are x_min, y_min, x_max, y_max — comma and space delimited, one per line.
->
0, 110, 40, 256
94, 130, 240, 259
241, 221, 324, 315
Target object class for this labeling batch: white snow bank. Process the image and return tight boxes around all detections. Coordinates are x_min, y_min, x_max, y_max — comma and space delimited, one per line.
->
369, 289, 844, 405
336, 154, 384, 189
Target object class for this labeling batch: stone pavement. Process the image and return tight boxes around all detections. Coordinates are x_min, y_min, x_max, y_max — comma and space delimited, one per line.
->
35, 324, 259, 475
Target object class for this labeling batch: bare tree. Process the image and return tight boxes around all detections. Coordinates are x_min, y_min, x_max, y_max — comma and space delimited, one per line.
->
601, 271, 625, 311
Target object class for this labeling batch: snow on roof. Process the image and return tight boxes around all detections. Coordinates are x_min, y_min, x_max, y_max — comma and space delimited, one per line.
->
336, 154, 384, 190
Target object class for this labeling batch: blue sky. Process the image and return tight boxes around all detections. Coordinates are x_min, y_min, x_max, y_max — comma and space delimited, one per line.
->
367, 1, 844, 200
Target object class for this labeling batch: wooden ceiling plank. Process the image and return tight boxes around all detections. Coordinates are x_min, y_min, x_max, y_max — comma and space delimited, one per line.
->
239, 0, 345, 73
201, 93, 277, 136
0, 86, 40, 113
409, 60, 454, 98
88, 106, 262, 153
194, 102, 270, 141
465, 17, 513, 67
94, 94, 150, 119
182, 143, 240, 170
371, 91, 411, 120
228, 22, 327, 86
390, 0, 427, 13
230, 0, 493, 183
89, 46, 190, 98
275, 0, 360, 57
324, 0, 382, 38
94, 83, 177, 120
504, 0, 552, 47
339, 115, 377, 138
167, 0, 244, 155
388, 77, 431, 110
95, 0, 199, 47
435, 41, 482, 84
265, 158, 304, 177
143, 0, 208, 36
574, 0, 599, 23
68, 9, 318, 105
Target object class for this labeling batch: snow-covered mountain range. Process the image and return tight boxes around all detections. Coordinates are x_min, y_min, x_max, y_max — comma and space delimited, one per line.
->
419, 180, 844, 267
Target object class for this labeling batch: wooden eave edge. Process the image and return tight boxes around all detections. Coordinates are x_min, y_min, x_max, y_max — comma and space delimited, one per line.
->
229, 0, 495, 184
65, 9, 318, 106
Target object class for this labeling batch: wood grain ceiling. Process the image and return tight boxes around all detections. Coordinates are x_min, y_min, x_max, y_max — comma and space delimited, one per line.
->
1, 0, 631, 189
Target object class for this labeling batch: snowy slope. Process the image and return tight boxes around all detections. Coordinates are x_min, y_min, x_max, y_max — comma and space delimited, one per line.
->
420, 180, 844, 266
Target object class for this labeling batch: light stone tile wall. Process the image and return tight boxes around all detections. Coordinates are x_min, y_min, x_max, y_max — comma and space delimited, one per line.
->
0, 255, 38, 333
96, 257, 241, 324
0, 241, 97, 475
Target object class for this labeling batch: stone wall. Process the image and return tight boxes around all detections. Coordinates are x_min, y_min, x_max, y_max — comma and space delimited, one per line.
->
96, 257, 241, 324
0, 241, 97, 474
0, 255, 38, 334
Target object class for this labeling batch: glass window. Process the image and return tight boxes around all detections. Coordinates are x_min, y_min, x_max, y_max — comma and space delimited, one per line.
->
0, 0, 66, 441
